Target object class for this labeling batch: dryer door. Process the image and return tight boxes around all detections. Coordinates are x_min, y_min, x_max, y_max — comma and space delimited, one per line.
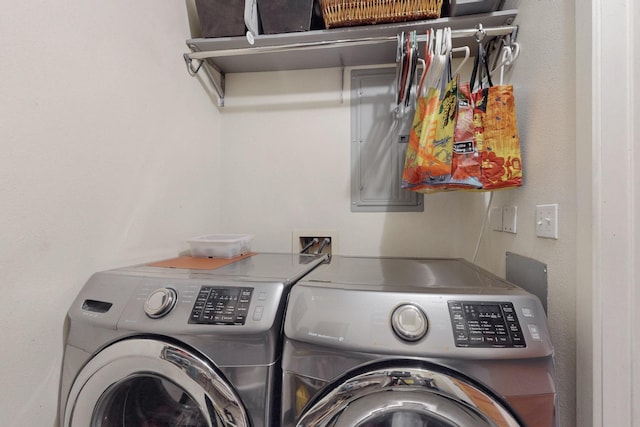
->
297, 366, 522, 427
63, 338, 249, 427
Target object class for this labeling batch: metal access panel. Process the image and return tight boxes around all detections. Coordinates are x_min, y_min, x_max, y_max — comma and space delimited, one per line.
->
506, 252, 549, 314
350, 68, 423, 212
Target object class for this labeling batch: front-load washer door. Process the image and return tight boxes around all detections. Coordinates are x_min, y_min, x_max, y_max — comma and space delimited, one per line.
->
296, 366, 523, 427
63, 338, 250, 427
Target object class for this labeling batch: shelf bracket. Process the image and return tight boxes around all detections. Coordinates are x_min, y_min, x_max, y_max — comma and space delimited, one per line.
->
184, 53, 226, 107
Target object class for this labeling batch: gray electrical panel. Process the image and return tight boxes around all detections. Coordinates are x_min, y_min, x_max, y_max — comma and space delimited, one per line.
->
350, 68, 423, 212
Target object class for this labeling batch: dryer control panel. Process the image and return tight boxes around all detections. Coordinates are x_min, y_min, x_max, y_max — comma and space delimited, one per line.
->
448, 301, 526, 348
189, 286, 253, 325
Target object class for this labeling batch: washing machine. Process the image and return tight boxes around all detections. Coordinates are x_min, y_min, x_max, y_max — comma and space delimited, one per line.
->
281, 256, 557, 427
58, 252, 327, 427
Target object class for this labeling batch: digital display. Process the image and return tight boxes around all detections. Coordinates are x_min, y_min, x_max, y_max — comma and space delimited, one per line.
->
448, 301, 525, 348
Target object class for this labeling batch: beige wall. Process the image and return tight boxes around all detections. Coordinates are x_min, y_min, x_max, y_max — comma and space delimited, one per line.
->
219, 2, 576, 426
0, 2, 222, 424
1, 1, 580, 426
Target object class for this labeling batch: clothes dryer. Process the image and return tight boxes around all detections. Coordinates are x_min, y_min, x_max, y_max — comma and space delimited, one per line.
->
58, 252, 326, 427
282, 256, 557, 427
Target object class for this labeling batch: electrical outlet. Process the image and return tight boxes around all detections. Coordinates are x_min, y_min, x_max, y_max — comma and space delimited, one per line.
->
503, 206, 517, 234
292, 230, 338, 256
536, 204, 559, 239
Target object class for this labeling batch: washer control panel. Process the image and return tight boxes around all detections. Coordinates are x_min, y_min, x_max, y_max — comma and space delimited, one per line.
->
189, 286, 253, 325
448, 301, 526, 348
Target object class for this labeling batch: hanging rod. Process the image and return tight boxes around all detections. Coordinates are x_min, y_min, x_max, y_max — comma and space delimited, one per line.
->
186, 25, 518, 61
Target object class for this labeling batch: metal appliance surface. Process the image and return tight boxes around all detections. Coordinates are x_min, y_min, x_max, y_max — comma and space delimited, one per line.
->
58, 252, 326, 427
282, 256, 557, 427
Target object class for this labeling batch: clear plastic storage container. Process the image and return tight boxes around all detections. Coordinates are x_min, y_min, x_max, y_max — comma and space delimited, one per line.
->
187, 234, 254, 258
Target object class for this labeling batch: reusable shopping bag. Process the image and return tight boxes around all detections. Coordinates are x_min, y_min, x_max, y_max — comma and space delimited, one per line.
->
471, 42, 522, 190
406, 75, 458, 191
449, 81, 482, 188
401, 29, 458, 192
401, 84, 442, 190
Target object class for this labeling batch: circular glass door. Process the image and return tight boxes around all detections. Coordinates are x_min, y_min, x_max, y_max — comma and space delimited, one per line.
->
63, 338, 249, 427
93, 375, 207, 426
356, 411, 457, 427
297, 367, 522, 427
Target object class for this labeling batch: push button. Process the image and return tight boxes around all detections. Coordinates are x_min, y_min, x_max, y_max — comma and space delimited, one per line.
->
528, 324, 541, 341
253, 305, 264, 321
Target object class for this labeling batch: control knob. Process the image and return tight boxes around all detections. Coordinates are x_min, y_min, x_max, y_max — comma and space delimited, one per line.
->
391, 304, 428, 342
144, 287, 177, 319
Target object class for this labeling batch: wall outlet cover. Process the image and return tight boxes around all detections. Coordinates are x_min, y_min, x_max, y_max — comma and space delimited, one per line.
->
490, 207, 503, 231
503, 206, 517, 234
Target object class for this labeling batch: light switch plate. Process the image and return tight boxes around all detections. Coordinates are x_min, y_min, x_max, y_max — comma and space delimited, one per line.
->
536, 204, 559, 239
503, 206, 517, 233
490, 207, 503, 231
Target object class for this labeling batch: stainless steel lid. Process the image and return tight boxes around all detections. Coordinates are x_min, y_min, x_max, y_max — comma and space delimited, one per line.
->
299, 256, 520, 293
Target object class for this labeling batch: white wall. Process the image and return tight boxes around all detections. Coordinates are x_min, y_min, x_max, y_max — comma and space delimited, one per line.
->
219, 1, 576, 426
0, 2, 221, 425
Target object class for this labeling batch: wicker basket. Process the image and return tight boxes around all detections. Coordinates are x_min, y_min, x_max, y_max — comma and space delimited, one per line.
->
320, 0, 443, 28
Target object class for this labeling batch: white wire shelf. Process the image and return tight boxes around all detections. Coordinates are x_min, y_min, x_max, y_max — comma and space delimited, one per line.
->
184, 9, 518, 106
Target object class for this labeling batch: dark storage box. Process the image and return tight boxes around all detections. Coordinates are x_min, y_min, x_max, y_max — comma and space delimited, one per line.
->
257, 0, 324, 34
443, 0, 503, 17
196, 0, 245, 38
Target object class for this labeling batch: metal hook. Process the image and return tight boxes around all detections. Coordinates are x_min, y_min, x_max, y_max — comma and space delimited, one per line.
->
510, 25, 519, 44
475, 24, 486, 43
451, 46, 470, 76
183, 53, 204, 75
489, 35, 521, 76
